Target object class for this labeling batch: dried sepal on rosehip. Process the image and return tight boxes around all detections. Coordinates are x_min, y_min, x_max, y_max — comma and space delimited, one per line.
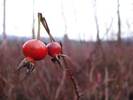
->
17, 57, 35, 74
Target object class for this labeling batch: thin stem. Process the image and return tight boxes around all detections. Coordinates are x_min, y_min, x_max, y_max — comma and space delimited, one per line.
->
32, 0, 35, 39
62, 57, 80, 100
3, 0, 7, 40
37, 12, 55, 42
53, 53, 80, 100
37, 13, 41, 40
54, 57, 80, 100
105, 67, 109, 100
70, 74, 80, 100
54, 68, 66, 100
40, 16, 55, 42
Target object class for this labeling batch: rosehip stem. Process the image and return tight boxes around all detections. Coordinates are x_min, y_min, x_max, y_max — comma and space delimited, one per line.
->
38, 14, 55, 42
37, 13, 41, 40
41, 17, 55, 42
37, 13, 55, 42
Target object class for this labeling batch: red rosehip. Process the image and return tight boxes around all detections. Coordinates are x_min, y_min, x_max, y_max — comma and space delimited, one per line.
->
22, 39, 48, 60
46, 42, 61, 57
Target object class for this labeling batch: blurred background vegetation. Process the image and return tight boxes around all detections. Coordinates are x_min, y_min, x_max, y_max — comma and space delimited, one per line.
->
0, 0, 133, 100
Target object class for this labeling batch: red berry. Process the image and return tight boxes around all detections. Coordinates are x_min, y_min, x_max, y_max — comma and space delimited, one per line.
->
46, 42, 61, 57
22, 39, 48, 60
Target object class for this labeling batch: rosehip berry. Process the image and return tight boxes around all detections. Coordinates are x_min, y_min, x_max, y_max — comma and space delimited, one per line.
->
22, 39, 48, 60
46, 42, 61, 57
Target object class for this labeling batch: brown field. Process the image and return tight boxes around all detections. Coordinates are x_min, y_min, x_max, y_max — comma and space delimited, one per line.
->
0, 38, 133, 100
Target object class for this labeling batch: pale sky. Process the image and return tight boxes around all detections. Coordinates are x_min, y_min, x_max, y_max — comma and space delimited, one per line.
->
0, 0, 133, 41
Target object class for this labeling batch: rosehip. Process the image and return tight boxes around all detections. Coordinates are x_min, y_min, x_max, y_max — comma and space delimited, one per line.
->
22, 39, 48, 60
46, 42, 61, 57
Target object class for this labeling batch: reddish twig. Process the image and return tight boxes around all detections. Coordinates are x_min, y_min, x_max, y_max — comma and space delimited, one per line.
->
105, 67, 109, 100
62, 56, 80, 100
54, 68, 66, 100
54, 56, 80, 100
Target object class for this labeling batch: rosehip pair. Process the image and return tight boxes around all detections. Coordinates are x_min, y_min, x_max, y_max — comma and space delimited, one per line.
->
17, 39, 61, 74
22, 39, 61, 63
